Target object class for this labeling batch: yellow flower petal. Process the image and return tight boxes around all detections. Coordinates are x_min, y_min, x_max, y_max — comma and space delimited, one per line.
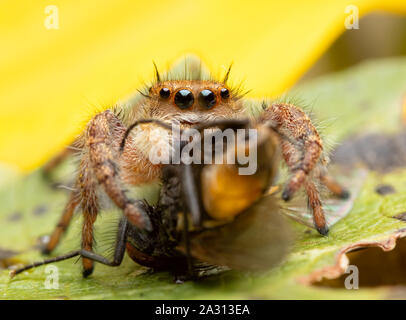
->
0, 0, 405, 171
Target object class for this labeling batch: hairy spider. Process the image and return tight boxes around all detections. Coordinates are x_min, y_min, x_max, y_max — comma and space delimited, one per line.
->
13, 119, 294, 279
13, 57, 349, 278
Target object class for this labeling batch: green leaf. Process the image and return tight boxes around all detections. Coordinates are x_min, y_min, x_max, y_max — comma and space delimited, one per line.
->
2, 57, 406, 299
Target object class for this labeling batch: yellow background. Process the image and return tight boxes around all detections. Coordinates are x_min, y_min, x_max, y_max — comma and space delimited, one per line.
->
1, 0, 405, 171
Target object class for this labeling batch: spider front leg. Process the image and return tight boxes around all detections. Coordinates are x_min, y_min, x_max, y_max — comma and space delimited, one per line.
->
258, 103, 349, 235
42, 155, 100, 277
43, 110, 153, 276
259, 103, 323, 197
78, 161, 99, 276
79, 110, 153, 275
86, 111, 152, 229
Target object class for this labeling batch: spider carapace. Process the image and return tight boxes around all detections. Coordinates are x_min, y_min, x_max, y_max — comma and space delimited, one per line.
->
12, 56, 349, 279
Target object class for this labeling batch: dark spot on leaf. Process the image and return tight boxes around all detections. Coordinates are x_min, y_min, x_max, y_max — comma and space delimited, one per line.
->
0, 248, 18, 260
8, 211, 22, 222
359, 100, 371, 110
332, 131, 406, 172
394, 212, 406, 221
375, 184, 396, 195
33, 205, 48, 216
0, 247, 19, 268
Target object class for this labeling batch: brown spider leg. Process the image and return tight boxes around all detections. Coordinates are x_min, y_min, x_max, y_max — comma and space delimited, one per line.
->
79, 110, 152, 275
11, 218, 129, 278
80, 185, 98, 277
42, 190, 80, 254
77, 153, 100, 276
319, 171, 350, 199
258, 103, 323, 200
43, 147, 74, 177
282, 135, 321, 201
304, 179, 328, 235
86, 110, 152, 231
259, 103, 329, 234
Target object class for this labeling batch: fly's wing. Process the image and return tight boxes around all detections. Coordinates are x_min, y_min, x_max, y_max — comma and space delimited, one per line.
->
181, 195, 294, 271
182, 169, 366, 271
281, 168, 367, 229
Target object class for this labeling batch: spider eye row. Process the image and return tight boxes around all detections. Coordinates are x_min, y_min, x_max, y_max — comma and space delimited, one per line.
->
159, 87, 170, 99
158, 88, 230, 109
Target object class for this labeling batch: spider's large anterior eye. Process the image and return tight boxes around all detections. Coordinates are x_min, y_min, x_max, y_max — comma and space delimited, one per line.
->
220, 88, 230, 99
174, 89, 194, 109
198, 89, 216, 109
159, 88, 170, 99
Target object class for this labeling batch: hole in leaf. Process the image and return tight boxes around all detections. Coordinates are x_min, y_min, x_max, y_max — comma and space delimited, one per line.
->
315, 237, 406, 288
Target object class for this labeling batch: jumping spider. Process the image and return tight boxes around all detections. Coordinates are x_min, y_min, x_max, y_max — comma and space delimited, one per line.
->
12, 57, 349, 278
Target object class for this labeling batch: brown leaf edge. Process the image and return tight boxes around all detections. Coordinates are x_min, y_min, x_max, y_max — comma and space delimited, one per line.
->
297, 228, 406, 285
